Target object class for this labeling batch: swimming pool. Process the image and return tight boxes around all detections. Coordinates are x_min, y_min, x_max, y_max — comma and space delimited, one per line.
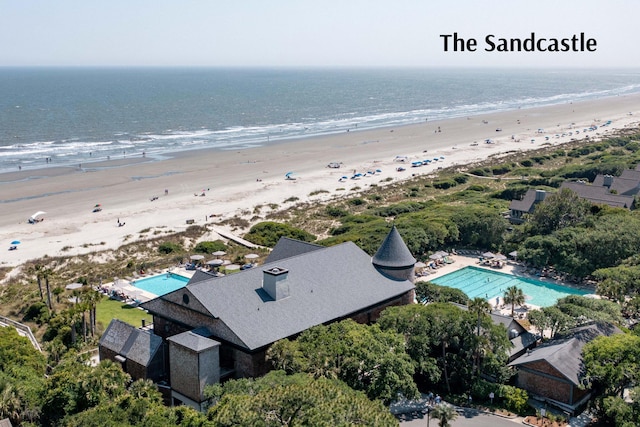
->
132, 273, 190, 296
430, 266, 588, 307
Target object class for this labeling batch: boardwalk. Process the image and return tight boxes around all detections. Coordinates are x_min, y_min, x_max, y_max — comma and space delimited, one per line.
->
212, 227, 261, 249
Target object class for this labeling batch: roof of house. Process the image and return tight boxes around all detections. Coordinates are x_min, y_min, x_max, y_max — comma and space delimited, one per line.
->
509, 189, 548, 213
508, 322, 621, 385
168, 330, 219, 352
372, 225, 416, 268
143, 240, 415, 351
561, 181, 635, 209
99, 319, 163, 367
593, 166, 640, 196
265, 237, 325, 264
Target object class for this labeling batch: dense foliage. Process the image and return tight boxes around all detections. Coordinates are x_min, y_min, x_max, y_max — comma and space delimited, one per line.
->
244, 221, 317, 247
205, 370, 398, 426
267, 319, 418, 404
377, 303, 512, 393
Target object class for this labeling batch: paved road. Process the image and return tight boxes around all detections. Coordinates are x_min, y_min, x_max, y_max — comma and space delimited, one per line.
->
398, 408, 523, 427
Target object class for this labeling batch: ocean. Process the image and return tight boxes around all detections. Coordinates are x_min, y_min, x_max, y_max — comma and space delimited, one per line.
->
1, 67, 639, 173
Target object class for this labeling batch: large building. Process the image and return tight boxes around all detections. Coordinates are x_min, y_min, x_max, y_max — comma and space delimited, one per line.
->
100, 226, 417, 410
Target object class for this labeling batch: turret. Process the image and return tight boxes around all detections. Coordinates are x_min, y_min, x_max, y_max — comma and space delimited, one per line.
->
372, 225, 416, 282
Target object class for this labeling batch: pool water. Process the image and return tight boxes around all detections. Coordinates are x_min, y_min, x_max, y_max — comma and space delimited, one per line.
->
430, 266, 588, 307
132, 273, 190, 296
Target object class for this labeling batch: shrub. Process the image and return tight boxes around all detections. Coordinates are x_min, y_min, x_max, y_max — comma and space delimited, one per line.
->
23, 302, 50, 325
326, 206, 348, 217
193, 240, 227, 254
520, 159, 534, 167
158, 242, 182, 254
433, 179, 457, 189
453, 174, 469, 184
500, 384, 529, 414
349, 198, 366, 206
244, 221, 316, 247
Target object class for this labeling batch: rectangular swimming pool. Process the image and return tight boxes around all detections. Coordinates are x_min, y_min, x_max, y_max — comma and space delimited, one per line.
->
132, 273, 190, 297
430, 266, 588, 307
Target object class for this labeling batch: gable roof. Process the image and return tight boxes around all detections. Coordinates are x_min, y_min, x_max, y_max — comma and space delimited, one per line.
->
143, 241, 414, 351
561, 181, 634, 209
509, 189, 548, 213
265, 237, 325, 264
509, 322, 621, 385
372, 225, 416, 268
99, 319, 163, 367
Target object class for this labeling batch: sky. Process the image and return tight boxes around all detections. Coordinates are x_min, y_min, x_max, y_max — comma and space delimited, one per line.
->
1, 0, 639, 68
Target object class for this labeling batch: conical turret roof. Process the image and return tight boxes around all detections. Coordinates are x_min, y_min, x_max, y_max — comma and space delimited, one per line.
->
372, 225, 416, 268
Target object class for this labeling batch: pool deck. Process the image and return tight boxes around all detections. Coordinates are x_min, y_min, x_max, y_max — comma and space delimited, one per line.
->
416, 254, 598, 317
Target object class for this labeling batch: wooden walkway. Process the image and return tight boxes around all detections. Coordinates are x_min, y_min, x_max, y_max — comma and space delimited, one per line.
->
213, 227, 261, 249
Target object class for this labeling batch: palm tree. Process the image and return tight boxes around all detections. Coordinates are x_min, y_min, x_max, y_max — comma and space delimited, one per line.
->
469, 297, 492, 337
504, 286, 525, 317
42, 267, 54, 310
431, 403, 458, 427
32, 264, 45, 302
468, 297, 492, 373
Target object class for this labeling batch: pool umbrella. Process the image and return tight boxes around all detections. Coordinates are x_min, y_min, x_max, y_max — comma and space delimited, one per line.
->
429, 253, 443, 260
494, 253, 507, 261
65, 282, 83, 290
206, 259, 224, 266
482, 252, 496, 259
414, 262, 427, 268
11, 240, 21, 245
244, 253, 259, 260
212, 250, 227, 257
225, 264, 241, 271
190, 254, 205, 261
94, 204, 101, 207
508, 251, 519, 259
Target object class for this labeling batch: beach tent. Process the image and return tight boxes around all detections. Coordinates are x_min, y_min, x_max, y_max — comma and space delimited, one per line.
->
29, 211, 46, 222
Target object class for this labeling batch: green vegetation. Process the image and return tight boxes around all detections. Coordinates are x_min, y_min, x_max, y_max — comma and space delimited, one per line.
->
192, 240, 227, 254
205, 371, 397, 426
244, 221, 316, 247
95, 296, 152, 330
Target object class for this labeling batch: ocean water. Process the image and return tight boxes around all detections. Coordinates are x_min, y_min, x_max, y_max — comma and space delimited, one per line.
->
1, 67, 639, 173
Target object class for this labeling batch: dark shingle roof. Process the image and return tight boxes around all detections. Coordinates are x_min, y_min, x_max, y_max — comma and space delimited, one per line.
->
168, 330, 219, 352
561, 181, 634, 209
144, 241, 414, 351
509, 322, 621, 385
265, 237, 325, 264
372, 226, 416, 268
100, 319, 163, 367
509, 189, 547, 213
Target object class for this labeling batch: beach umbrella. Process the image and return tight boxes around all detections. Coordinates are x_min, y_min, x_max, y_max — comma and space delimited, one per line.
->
494, 253, 507, 261
482, 252, 496, 259
225, 264, 241, 271
222, 260, 232, 265
190, 254, 205, 261
415, 261, 427, 268
429, 253, 443, 260
206, 259, 224, 266
285, 172, 294, 178
244, 253, 259, 260
212, 250, 226, 257
11, 240, 21, 245
94, 203, 101, 207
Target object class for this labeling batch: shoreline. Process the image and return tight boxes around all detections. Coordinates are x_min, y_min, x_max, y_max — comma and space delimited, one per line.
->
2, 94, 640, 268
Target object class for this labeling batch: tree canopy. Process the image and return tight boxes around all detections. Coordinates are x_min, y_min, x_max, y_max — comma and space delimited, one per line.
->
267, 319, 419, 404
205, 370, 398, 426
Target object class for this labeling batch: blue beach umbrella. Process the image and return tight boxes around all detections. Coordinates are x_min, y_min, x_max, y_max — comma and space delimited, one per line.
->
11, 240, 20, 245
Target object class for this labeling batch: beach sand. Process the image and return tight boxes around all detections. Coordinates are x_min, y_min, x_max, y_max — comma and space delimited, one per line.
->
2, 94, 639, 267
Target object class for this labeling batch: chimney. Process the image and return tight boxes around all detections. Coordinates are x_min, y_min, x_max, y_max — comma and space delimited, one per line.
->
535, 190, 546, 201
603, 174, 614, 188
263, 267, 290, 301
